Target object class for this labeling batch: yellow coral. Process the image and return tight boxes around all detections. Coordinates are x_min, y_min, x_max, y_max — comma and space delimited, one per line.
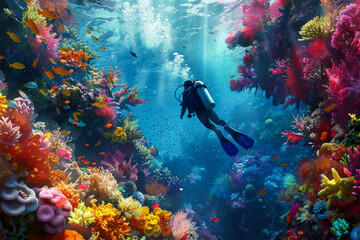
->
90, 201, 131, 239
130, 207, 163, 238
85, 168, 118, 201
69, 202, 96, 227
114, 127, 125, 136
0, 93, 8, 116
299, 15, 335, 41
117, 196, 142, 220
318, 168, 356, 207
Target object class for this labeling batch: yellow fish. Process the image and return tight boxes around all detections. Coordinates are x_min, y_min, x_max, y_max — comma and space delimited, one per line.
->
43, 132, 51, 141
86, 30, 91, 34
99, 47, 106, 50
86, 25, 93, 30
91, 101, 107, 108
103, 36, 106, 39
96, 30, 100, 33
9, 62, 25, 69
38, 9, 58, 19
91, 36, 98, 41
95, 140, 102, 146
49, 58, 56, 65
39, 37, 47, 44
62, 89, 71, 96
280, 163, 288, 167
33, 58, 39, 68
56, 107, 61, 115
59, 46, 70, 52
132, 93, 138, 99
44, 71, 54, 79
73, 113, 79, 121
65, 82, 71, 87
324, 104, 336, 112
81, 19, 85, 21
6, 31, 20, 43
61, 131, 70, 135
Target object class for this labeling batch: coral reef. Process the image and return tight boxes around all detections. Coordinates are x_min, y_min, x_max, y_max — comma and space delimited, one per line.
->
298, 15, 334, 41
331, 218, 349, 239
68, 202, 95, 227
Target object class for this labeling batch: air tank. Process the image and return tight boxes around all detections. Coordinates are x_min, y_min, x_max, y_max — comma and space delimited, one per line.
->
194, 81, 215, 111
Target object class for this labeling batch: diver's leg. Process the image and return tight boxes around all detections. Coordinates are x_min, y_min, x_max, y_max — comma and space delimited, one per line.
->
196, 109, 238, 156
224, 125, 255, 150
209, 110, 227, 126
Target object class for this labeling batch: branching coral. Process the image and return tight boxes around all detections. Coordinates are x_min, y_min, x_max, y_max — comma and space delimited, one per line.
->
117, 196, 142, 220
101, 149, 138, 182
58, 47, 90, 71
298, 15, 334, 41
318, 168, 355, 207
68, 202, 95, 227
331, 218, 349, 239
90, 202, 131, 239
0, 116, 21, 145
14, 97, 36, 120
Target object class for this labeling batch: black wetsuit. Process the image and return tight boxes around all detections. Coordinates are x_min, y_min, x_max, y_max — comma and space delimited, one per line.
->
181, 85, 226, 130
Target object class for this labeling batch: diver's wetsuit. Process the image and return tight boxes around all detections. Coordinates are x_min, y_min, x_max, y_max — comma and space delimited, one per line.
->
181, 85, 226, 130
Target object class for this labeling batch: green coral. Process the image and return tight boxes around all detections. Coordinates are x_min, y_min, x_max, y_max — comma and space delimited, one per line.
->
132, 142, 153, 168
299, 15, 334, 41
3, 220, 28, 240
330, 218, 349, 240
63, 26, 79, 39
68, 202, 96, 227
283, 174, 297, 188
22, 3, 46, 25
318, 168, 355, 207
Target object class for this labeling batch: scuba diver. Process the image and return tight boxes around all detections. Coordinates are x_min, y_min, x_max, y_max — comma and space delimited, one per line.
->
176, 79, 254, 157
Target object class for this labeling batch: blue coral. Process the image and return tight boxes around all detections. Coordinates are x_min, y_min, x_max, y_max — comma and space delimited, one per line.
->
132, 191, 145, 205
350, 226, 360, 240
331, 218, 350, 240
210, 174, 233, 200
167, 176, 183, 197
313, 200, 329, 219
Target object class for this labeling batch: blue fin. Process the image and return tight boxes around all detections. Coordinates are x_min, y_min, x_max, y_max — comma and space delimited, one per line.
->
225, 126, 254, 150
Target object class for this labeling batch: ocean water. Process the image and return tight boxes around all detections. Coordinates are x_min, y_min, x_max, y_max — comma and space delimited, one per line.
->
0, 0, 360, 239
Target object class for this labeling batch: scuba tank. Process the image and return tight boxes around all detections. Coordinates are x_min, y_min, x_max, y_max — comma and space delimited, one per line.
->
194, 80, 215, 111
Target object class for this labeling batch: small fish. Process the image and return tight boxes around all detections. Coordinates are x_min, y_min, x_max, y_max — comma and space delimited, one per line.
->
280, 163, 288, 167
95, 140, 102, 146
298, 231, 303, 236
211, 217, 220, 222
105, 123, 112, 128
272, 155, 278, 161
49, 58, 56, 64
33, 58, 39, 68
287, 203, 301, 225
73, 121, 79, 125
145, 99, 150, 101
7, 100, 18, 108
61, 131, 70, 135
152, 203, 159, 209
257, 189, 268, 195
320, 131, 328, 141
6, 31, 20, 43
24, 82, 38, 88
86, 30, 91, 34
53, 67, 73, 76
24, 0, 31, 3
9, 62, 25, 69
324, 104, 336, 112
25, 16, 39, 35
18, 90, 28, 99
81, 18, 85, 21
0, 55, 4, 60
62, 89, 71, 96
96, 30, 100, 33
132, 93, 138, 99
91, 101, 107, 107
39, 37, 47, 44
43, 132, 51, 141
44, 71, 55, 79
91, 36, 98, 41
38, 9, 58, 19
102, 36, 106, 39
65, 100, 70, 104
77, 184, 88, 190
130, 50, 137, 58
99, 152, 105, 155
55, 197, 67, 208
85, 144, 89, 147
56, 107, 61, 115
86, 25, 93, 30
51, 86, 59, 90
99, 47, 106, 50
59, 46, 70, 52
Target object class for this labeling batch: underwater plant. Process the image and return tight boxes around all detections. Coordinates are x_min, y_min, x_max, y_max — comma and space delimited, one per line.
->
331, 218, 350, 239
298, 15, 334, 41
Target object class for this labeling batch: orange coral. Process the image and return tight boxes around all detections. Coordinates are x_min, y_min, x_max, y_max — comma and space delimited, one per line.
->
145, 183, 168, 196
153, 207, 172, 237
3, 108, 32, 142
58, 48, 90, 71
49, 169, 66, 186
90, 202, 131, 239
56, 181, 81, 208
45, 230, 85, 240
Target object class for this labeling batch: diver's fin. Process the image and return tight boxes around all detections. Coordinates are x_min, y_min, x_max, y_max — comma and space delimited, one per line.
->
215, 129, 239, 156
224, 125, 254, 150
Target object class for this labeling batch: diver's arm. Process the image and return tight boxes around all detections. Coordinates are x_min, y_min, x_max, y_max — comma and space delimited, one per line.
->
180, 90, 188, 119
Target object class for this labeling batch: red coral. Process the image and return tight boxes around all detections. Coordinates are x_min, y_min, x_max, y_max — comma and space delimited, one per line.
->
3, 108, 33, 143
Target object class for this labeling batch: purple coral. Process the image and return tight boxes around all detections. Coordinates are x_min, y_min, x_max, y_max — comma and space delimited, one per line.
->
348, 147, 360, 175
0, 116, 21, 145
0, 178, 38, 217
101, 149, 138, 182
167, 176, 183, 197
33, 187, 72, 234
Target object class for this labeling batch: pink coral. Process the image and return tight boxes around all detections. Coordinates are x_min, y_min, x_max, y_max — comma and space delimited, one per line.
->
0, 116, 21, 145
28, 23, 61, 68
14, 97, 36, 119
170, 210, 193, 239
56, 148, 72, 160
101, 149, 138, 182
